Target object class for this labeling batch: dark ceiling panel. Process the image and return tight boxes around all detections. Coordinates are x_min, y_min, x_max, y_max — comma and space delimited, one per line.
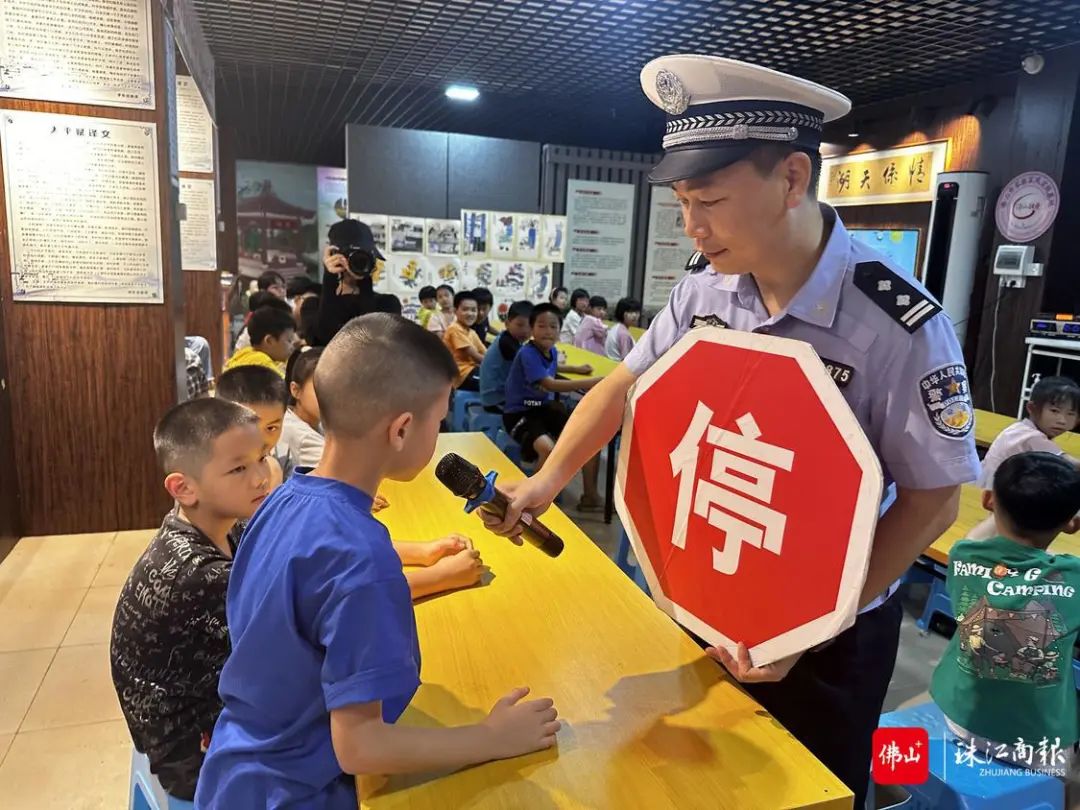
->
191, 0, 1080, 165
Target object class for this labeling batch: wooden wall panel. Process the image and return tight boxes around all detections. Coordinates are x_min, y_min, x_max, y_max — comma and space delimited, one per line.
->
0, 305, 19, 560
183, 270, 223, 374
0, 2, 182, 534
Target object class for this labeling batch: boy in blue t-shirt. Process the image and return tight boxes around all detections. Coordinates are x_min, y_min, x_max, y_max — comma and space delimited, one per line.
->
503, 303, 604, 510
196, 314, 561, 809
479, 300, 533, 413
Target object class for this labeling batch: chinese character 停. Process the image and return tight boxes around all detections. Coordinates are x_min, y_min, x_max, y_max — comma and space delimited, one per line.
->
670, 404, 795, 575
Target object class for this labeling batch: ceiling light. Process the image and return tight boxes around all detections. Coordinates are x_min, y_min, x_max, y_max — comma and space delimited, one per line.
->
445, 84, 479, 102
847, 131, 859, 138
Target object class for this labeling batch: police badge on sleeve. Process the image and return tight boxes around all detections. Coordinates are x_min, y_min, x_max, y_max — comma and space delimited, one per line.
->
920, 364, 974, 439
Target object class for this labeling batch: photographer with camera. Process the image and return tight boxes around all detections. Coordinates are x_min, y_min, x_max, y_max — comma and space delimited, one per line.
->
313, 219, 402, 346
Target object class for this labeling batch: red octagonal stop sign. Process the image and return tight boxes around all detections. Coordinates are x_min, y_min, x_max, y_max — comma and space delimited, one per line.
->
615, 328, 882, 666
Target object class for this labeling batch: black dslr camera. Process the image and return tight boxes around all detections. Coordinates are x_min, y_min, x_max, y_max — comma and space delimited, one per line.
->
329, 245, 376, 279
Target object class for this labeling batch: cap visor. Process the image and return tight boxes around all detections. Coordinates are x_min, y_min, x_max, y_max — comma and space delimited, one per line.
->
648, 144, 760, 184
373, 247, 385, 261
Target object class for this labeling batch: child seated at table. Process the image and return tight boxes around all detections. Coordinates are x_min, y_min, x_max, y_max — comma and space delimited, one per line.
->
223, 306, 297, 377
275, 346, 484, 599
605, 297, 641, 361
195, 314, 560, 808
505, 303, 604, 511
573, 296, 608, 355
417, 285, 438, 330
443, 290, 487, 391
479, 300, 533, 414
930, 451, 1080, 777
426, 283, 456, 337
472, 287, 494, 344
111, 398, 271, 801
968, 376, 1080, 539
559, 288, 590, 343
215, 365, 289, 487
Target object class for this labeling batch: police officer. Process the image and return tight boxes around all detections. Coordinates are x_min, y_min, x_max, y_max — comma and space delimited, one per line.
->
489, 55, 979, 805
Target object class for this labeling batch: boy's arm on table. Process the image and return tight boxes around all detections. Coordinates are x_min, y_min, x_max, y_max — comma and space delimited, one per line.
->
331, 689, 559, 775
557, 363, 592, 375
539, 376, 602, 394
393, 537, 484, 599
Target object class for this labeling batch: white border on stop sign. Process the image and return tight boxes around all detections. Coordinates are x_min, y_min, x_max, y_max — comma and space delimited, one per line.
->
614, 326, 883, 667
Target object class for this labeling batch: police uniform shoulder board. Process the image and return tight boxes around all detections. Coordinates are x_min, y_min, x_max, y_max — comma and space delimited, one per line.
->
686, 251, 709, 274
853, 261, 940, 334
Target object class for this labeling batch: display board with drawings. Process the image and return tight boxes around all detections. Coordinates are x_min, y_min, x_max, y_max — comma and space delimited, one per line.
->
353, 210, 561, 319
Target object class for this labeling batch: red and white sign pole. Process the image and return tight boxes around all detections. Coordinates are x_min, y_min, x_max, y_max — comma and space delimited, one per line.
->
615, 328, 883, 666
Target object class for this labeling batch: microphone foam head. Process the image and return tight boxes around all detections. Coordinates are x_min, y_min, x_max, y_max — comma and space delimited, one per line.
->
434, 453, 483, 498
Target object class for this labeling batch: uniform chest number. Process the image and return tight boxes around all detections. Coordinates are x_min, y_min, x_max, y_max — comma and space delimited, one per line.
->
821, 359, 855, 389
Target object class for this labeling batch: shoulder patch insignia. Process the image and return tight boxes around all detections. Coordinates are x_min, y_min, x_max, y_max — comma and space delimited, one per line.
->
690, 314, 728, 329
820, 358, 855, 389
686, 251, 710, 274
853, 260, 941, 334
920, 363, 974, 440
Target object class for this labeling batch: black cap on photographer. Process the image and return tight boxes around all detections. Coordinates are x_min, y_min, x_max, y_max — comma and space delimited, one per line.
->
328, 218, 384, 261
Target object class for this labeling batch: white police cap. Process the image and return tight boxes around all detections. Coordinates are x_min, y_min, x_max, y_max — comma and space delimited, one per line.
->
640, 55, 851, 184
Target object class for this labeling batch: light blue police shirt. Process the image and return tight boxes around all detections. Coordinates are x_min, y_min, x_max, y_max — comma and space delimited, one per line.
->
625, 205, 981, 611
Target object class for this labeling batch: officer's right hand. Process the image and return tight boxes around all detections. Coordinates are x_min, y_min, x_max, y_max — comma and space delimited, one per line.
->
322, 244, 349, 276
480, 475, 558, 540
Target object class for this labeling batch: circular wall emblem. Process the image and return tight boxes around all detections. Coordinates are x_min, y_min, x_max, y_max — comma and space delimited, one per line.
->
995, 171, 1059, 242
655, 69, 689, 115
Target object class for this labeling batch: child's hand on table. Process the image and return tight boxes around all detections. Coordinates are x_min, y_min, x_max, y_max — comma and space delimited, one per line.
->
421, 534, 473, 565
482, 687, 561, 758
430, 545, 484, 590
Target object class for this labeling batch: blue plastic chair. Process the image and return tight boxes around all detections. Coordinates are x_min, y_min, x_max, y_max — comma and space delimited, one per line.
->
468, 409, 503, 442
916, 573, 953, 633
450, 391, 482, 432
129, 749, 194, 810
873, 702, 1062, 810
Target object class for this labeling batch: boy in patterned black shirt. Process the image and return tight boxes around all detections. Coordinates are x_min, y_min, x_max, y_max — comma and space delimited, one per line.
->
110, 398, 271, 800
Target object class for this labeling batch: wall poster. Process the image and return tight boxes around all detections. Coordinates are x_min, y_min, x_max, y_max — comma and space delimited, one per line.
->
565, 179, 635, 300
642, 186, 695, 310
176, 75, 214, 172
1, 110, 163, 303
179, 177, 217, 271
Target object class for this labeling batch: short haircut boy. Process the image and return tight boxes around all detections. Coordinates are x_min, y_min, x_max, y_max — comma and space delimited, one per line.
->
248, 291, 291, 314
248, 307, 296, 346
154, 398, 258, 476
418, 285, 437, 301
113, 398, 261, 800
216, 366, 288, 410
530, 302, 562, 326
1030, 376, 1080, 413
993, 452, 1080, 539
507, 300, 534, 322
473, 287, 494, 307
316, 314, 457, 438
454, 290, 478, 309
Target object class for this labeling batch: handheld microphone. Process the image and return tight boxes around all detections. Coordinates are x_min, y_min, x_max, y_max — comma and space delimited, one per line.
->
434, 453, 564, 558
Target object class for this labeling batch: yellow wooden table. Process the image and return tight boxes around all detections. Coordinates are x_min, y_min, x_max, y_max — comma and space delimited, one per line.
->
360, 434, 852, 809
924, 483, 1080, 565
973, 409, 1013, 448
555, 344, 621, 523
556, 343, 619, 379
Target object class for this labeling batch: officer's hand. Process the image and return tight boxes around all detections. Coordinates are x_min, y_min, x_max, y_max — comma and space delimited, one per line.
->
322, 244, 349, 276
707, 642, 802, 683
477, 476, 557, 544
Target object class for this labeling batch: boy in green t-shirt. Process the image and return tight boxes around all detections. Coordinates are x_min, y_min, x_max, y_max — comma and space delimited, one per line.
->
931, 451, 1080, 774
